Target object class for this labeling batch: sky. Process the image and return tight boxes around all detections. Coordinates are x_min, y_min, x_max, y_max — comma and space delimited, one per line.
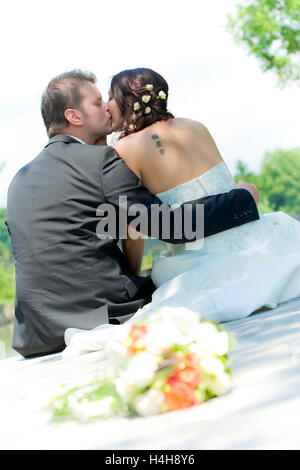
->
0, 0, 299, 207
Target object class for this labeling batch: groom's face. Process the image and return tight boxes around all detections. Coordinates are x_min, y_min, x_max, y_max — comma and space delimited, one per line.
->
79, 81, 112, 138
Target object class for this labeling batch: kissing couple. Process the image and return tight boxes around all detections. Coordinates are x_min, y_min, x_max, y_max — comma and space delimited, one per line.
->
6, 68, 300, 358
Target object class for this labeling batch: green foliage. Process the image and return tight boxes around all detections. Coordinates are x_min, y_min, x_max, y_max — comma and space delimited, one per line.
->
0, 208, 15, 305
0, 262, 15, 305
235, 159, 262, 188
141, 251, 154, 271
0, 209, 12, 261
234, 159, 272, 213
260, 148, 300, 213
227, 0, 300, 84
234, 148, 300, 215
141, 239, 168, 273
51, 379, 124, 422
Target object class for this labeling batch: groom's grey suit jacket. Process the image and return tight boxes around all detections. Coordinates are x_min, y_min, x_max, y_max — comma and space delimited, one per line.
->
6, 134, 259, 358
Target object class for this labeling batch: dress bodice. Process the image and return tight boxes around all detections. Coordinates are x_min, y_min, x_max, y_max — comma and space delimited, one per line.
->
156, 161, 235, 207
156, 161, 236, 254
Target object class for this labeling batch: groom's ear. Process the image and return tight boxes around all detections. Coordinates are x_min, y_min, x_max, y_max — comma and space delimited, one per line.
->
64, 108, 82, 126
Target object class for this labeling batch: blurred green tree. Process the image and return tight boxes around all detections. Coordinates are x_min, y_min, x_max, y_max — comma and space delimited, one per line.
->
260, 148, 300, 213
0, 209, 13, 261
227, 0, 300, 84
0, 164, 15, 306
234, 148, 300, 214
0, 260, 14, 306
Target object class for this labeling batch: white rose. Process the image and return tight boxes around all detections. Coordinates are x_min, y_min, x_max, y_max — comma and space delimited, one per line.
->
157, 307, 200, 337
144, 321, 179, 354
133, 102, 141, 111
114, 377, 135, 403
207, 372, 232, 397
189, 342, 206, 358
145, 84, 153, 91
143, 307, 201, 354
144, 106, 151, 114
200, 357, 224, 376
214, 331, 230, 356
196, 323, 229, 357
142, 95, 151, 103
133, 389, 164, 416
157, 90, 166, 99
122, 351, 157, 388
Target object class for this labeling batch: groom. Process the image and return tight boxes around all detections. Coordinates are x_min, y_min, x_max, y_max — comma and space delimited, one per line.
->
6, 70, 259, 358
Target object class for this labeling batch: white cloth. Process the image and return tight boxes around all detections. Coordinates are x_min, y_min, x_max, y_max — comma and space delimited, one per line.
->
63, 161, 300, 357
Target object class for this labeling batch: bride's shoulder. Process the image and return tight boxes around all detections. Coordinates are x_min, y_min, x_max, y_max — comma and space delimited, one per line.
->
173, 118, 210, 134
114, 133, 136, 152
114, 132, 146, 161
115, 125, 160, 157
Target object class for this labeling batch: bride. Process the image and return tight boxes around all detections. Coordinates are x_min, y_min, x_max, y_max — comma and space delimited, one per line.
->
63, 67, 300, 355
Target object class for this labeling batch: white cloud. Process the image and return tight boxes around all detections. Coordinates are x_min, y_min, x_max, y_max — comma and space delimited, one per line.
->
0, 0, 299, 206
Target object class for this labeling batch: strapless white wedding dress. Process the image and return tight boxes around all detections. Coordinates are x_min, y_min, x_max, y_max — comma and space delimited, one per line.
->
63, 161, 300, 357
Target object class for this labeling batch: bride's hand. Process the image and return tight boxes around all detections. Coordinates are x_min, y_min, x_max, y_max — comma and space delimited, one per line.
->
236, 180, 260, 206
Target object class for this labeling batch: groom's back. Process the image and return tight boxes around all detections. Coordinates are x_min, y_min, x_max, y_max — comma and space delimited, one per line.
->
6, 134, 152, 358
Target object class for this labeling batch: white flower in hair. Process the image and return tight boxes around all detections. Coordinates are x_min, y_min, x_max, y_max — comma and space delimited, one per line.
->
128, 124, 135, 131
142, 95, 151, 104
133, 102, 141, 111
145, 84, 153, 91
157, 90, 166, 100
144, 106, 151, 114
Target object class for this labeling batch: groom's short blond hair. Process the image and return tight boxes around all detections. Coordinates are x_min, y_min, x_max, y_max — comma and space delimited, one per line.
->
41, 69, 96, 138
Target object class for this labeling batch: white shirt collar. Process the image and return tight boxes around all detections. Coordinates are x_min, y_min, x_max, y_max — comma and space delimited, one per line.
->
66, 134, 87, 145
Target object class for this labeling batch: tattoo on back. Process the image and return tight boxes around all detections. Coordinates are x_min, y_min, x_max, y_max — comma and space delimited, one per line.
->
151, 134, 165, 156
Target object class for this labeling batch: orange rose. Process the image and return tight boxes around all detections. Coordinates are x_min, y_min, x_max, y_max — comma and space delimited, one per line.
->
164, 378, 197, 411
126, 324, 148, 355
172, 353, 203, 389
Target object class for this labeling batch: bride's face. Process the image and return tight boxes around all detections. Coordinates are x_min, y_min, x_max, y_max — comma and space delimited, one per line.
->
107, 91, 122, 132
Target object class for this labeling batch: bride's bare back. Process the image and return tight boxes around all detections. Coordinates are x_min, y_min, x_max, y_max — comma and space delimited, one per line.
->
114, 118, 223, 195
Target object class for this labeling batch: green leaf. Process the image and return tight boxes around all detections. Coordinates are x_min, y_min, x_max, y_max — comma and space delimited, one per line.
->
227, 0, 300, 84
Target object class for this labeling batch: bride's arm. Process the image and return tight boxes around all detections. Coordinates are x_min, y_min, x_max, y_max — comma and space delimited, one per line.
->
122, 226, 145, 275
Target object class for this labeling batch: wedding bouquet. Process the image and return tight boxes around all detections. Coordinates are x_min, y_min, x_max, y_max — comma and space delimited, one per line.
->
51, 307, 235, 421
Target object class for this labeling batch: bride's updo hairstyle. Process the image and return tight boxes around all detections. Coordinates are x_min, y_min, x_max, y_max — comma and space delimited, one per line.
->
110, 68, 174, 138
